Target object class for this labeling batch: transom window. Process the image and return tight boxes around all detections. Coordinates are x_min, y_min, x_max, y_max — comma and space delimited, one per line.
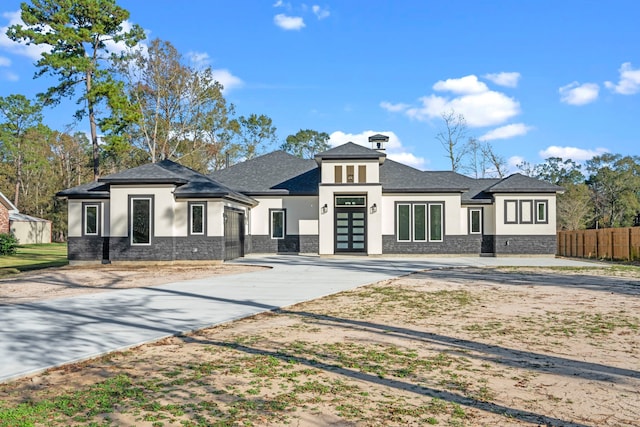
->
131, 197, 153, 245
335, 196, 366, 207
397, 202, 443, 242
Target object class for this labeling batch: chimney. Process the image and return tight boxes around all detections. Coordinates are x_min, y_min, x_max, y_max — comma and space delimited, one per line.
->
368, 134, 389, 152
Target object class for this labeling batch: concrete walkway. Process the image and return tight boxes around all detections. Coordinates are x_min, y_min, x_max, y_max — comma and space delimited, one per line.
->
0, 255, 594, 383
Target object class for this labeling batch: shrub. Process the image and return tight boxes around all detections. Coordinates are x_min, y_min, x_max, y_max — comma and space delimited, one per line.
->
0, 233, 19, 256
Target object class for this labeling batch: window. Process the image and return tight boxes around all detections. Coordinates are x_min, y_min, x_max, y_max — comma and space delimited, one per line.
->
358, 165, 366, 183
429, 203, 443, 242
270, 209, 285, 239
335, 196, 366, 207
519, 200, 533, 224
397, 204, 411, 241
413, 204, 426, 241
535, 200, 548, 223
130, 197, 152, 245
189, 202, 206, 235
397, 202, 443, 242
334, 165, 342, 183
83, 203, 99, 236
505, 200, 518, 224
469, 208, 482, 234
346, 165, 354, 182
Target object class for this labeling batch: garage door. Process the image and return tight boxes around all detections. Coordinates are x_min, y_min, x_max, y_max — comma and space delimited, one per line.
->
224, 208, 245, 261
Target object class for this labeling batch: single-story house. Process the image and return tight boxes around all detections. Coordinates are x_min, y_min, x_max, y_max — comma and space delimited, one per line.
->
0, 191, 51, 244
57, 135, 562, 263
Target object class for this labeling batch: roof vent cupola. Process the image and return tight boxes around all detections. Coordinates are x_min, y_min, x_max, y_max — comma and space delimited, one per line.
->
368, 134, 389, 152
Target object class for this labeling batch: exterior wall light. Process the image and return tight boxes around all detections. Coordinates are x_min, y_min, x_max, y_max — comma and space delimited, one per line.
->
321, 204, 328, 214
370, 203, 377, 214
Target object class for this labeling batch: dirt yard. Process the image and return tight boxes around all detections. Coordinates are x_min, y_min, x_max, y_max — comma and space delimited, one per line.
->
0, 264, 639, 426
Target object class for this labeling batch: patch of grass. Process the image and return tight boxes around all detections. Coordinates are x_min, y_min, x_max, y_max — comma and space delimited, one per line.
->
0, 243, 68, 275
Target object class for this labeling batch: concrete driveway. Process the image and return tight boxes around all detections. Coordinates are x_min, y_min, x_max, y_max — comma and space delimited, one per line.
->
0, 255, 594, 383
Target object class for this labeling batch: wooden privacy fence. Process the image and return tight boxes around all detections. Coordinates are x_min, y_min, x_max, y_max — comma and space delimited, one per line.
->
557, 227, 640, 261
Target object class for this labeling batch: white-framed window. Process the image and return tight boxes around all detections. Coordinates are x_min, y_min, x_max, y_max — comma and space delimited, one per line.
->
189, 202, 206, 235
413, 204, 427, 241
130, 196, 153, 245
429, 203, 443, 242
469, 208, 482, 234
396, 202, 443, 242
83, 203, 100, 236
535, 200, 548, 224
270, 209, 285, 239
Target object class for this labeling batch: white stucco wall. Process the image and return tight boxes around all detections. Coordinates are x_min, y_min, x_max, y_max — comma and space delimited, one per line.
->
250, 196, 318, 236
318, 184, 382, 255
493, 194, 557, 235
320, 159, 380, 184
67, 199, 109, 237
380, 193, 463, 236
109, 185, 177, 237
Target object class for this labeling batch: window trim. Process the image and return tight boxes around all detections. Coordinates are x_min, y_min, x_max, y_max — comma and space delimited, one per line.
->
395, 201, 444, 243
82, 202, 100, 236
519, 200, 533, 224
413, 203, 427, 242
270, 208, 286, 239
469, 208, 482, 234
188, 202, 207, 236
504, 200, 518, 224
428, 203, 444, 242
129, 195, 154, 246
535, 200, 548, 224
396, 203, 412, 242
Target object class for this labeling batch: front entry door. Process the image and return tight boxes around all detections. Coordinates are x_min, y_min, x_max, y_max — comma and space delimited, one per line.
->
335, 208, 367, 253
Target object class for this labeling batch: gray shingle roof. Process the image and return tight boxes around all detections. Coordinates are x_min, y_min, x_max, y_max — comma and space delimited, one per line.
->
58, 160, 257, 206
315, 142, 386, 161
210, 151, 319, 195
381, 160, 469, 192
485, 173, 563, 193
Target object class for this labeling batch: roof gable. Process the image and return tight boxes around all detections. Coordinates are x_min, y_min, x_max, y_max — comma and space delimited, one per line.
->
0, 191, 17, 212
315, 142, 386, 161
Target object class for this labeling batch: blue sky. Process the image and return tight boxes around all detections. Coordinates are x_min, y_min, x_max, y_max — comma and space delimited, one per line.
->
1, 0, 640, 172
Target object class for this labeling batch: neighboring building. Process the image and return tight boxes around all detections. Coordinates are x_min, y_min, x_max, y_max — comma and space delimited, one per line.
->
0, 192, 16, 235
0, 191, 52, 244
57, 136, 562, 263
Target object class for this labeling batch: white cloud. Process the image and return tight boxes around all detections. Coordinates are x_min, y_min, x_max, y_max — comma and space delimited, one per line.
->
184, 51, 243, 92
391, 74, 521, 128
479, 123, 533, 141
187, 51, 211, 68
0, 56, 9, 66
329, 130, 426, 169
559, 82, 599, 105
273, 0, 285, 7
508, 156, 525, 168
433, 75, 488, 94
379, 101, 409, 112
210, 69, 243, 92
538, 145, 609, 161
312, 5, 330, 19
0, 10, 51, 60
274, 14, 305, 30
484, 72, 521, 88
604, 62, 640, 95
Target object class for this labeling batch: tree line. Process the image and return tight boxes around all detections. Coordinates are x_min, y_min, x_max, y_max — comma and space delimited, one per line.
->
0, 0, 330, 241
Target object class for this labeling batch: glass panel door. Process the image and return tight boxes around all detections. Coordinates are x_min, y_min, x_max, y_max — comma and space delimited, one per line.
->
334, 208, 367, 253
